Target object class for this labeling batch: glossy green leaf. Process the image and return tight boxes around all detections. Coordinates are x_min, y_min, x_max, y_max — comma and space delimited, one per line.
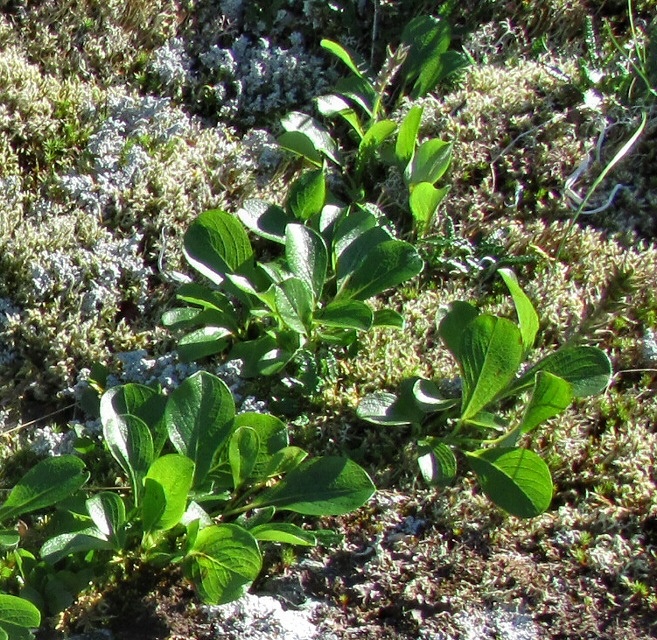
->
229, 427, 260, 490
143, 454, 195, 533
338, 240, 423, 301
275, 277, 314, 335
396, 105, 423, 166
252, 457, 375, 515
177, 326, 232, 362
400, 15, 467, 98
286, 224, 328, 300
417, 439, 457, 486
520, 371, 573, 434
100, 384, 167, 456
103, 414, 153, 503
320, 38, 369, 79
405, 139, 452, 185
357, 377, 430, 426
175, 283, 234, 312
233, 412, 289, 480
409, 182, 450, 234
185, 524, 262, 605
511, 346, 612, 398
412, 378, 457, 412
237, 200, 292, 244
166, 371, 236, 486
356, 120, 397, 173
277, 131, 323, 166
86, 492, 126, 544
437, 300, 480, 360
0, 595, 40, 631
280, 111, 341, 166
286, 170, 326, 221
315, 94, 363, 136
316, 300, 373, 331
261, 446, 308, 477
465, 447, 553, 518
0, 456, 89, 523
40, 527, 113, 565
0, 529, 20, 549
499, 268, 539, 354
183, 209, 254, 284
335, 226, 392, 288
230, 334, 296, 378
372, 308, 404, 328
460, 315, 523, 420
250, 523, 317, 546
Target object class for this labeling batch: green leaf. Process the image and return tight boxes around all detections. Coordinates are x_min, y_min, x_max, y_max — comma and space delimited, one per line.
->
183, 209, 254, 284
316, 300, 373, 331
465, 447, 553, 518
285, 224, 328, 300
320, 39, 369, 79
143, 454, 195, 533
372, 308, 404, 328
460, 315, 524, 420
250, 523, 317, 546
40, 528, 114, 565
275, 277, 314, 335
103, 414, 154, 502
230, 335, 294, 378
511, 346, 612, 398
357, 379, 429, 425
417, 439, 457, 486
0, 456, 89, 523
0, 529, 20, 549
335, 226, 392, 288
409, 182, 449, 235
519, 371, 573, 434
177, 326, 232, 362
315, 94, 364, 136
100, 384, 167, 456
396, 105, 423, 167
229, 427, 260, 490
280, 111, 341, 166
86, 492, 126, 545
175, 283, 234, 312
405, 139, 452, 186
498, 268, 539, 354
286, 170, 326, 221
356, 120, 397, 174
277, 131, 323, 167
166, 371, 236, 486
232, 413, 289, 481
185, 524, 262, 605
237, 200, 292, 244
338, 240, 423, 301
412, 378, 457, 412
437, 300, 480, 360
0, 595, 40, 631
252, 457, 375, 515
261, 446, 308, 477
400, 15, 467, 98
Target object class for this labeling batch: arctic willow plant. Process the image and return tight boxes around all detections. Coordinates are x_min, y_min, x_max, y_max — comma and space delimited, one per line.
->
279, 15, 468, 235
0, 373, 374, 626
358, 269, 612, 518
164, 184, 423, 376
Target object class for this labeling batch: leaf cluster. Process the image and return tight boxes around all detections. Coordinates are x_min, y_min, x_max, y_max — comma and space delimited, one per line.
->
0, 373, 374, 631
165, 199, 423, 377
358, 269, 612, 518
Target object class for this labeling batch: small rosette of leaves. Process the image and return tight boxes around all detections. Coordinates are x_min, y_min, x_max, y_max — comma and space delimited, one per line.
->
32, 372, 375, 607
165, 186, 423, 377
358, 269, 612, 518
